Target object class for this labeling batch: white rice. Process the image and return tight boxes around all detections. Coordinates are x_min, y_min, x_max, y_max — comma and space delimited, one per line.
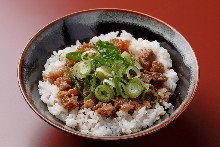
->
38, 31, 178, 136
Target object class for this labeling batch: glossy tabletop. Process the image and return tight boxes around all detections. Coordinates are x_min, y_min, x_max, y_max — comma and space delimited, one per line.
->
0, 0, 219, 146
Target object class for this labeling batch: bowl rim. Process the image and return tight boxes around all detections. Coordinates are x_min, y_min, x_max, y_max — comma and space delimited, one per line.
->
17, 8, 199, 140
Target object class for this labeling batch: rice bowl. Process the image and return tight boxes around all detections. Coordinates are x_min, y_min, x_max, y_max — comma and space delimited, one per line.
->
18, 9, 199, 140
38, 31, 178, 136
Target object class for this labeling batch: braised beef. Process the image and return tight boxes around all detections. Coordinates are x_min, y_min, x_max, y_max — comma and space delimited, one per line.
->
95, 103, 116, 117
46, 67, 66, 84
61, 95, 78, 111
57, 88, 79, 99
141, 71, 167, 85
112, 98, 145, 112
139, 49, 156, 70
143, 101, 152, 109
152, 73, 168, 84
83, 99, 96, 109
158, 88, 172, 102
46, 68, 72, 91
150, 61, 165, 73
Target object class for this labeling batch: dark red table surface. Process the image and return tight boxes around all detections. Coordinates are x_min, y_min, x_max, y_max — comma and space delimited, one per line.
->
1, 0, 219, 146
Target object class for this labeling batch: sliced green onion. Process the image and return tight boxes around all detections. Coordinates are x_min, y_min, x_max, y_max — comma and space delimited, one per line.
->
126, 66, 141, 79
66, 66, 85, 98
68, 66, 94, 100
121, 51, 134, 66
84, 75, 96, 100
126, 78, 144, 98
66, 52, 83, 61
143, 83, 150, 90
95, 85, 114, 102
141, 89, 160, 104
103, 78, 115, 87
112, 60, 124, 73
141, 89, 148, 99
148, 89, 160, 104
95, 66, 112, 80
118, 64, 126, 77
83, 76, 89, 92
113, 76, 121, 96
84, 92, 94, 100
134, 61, 143, 70
121, 79, 128, 85
130, 78, 145, 88
72, 60, 91, 79
121, 51, 130, 58
89, 74, 97, 92
81, 50, 96, 60
119, 82, 128, 98
124, 57, 133, 66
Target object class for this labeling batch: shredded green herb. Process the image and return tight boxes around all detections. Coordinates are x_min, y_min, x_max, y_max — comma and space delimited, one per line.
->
66, 66, 85, 98
141, 89, 160, 104
84, 74, 96, 100
93, 40, 132, 67
66, 52, 83, 61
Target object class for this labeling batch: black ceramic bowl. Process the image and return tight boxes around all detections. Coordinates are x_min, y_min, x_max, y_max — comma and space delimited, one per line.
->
18, 9, 199, 140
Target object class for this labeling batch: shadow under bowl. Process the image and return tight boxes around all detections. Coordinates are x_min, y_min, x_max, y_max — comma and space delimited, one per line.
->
18, 8, 199, 140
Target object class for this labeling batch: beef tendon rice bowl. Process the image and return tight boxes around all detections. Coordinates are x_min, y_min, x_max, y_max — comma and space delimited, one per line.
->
38, 30, 178, 136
